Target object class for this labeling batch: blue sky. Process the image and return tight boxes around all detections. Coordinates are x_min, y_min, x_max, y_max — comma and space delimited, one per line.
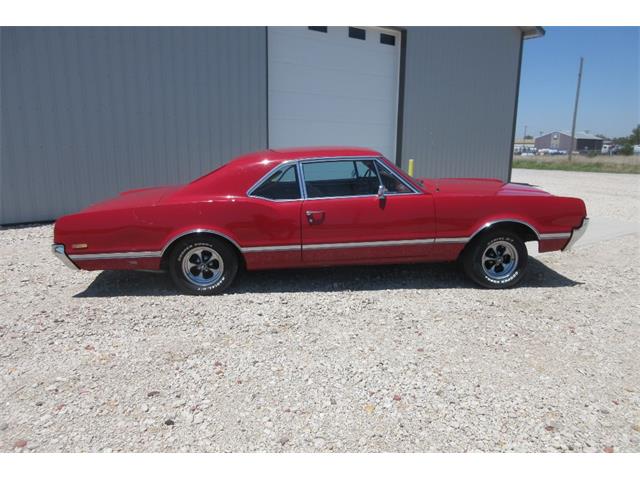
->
516, 26, 639, 139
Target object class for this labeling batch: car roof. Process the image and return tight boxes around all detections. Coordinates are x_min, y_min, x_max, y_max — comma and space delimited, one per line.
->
227, 146, 384, 168
183, 146, 387, 197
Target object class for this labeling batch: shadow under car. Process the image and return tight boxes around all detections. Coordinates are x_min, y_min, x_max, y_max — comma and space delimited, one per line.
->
73, 258, 581, 298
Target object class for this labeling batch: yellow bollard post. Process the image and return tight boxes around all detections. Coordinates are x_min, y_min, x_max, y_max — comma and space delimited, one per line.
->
408, 158, 415, 177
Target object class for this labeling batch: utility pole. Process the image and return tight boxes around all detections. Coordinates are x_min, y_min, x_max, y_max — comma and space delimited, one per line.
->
569, 57, 584, 162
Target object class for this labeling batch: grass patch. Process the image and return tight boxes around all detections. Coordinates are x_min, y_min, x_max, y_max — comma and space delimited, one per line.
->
513, 159, 640, 174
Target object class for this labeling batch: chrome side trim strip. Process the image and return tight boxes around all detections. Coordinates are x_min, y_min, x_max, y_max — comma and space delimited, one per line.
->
241, 245, 300, 253
52, 244, 79, 270
160, 229, 243, 256
468, 219, 542, 242
539, 232, 571, 240
303, 238, 435, 251
434, 237, 470, 244
68, 251, 162, 261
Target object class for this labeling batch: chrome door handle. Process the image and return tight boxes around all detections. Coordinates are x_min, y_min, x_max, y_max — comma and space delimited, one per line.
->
305, 210, 324, 224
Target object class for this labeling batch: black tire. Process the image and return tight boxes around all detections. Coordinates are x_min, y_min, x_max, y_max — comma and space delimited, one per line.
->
462, 229, 528, 289
168, 235, 239, 295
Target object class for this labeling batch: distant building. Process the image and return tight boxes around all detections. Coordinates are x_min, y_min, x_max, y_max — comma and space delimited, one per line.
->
534, 131, 604, 153
513, 138, 536, 154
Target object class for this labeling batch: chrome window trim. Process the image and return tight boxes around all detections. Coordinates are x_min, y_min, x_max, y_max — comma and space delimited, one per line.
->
296, 160, 308, 199
244, 155, 422, 202
246, 160, 303, 202
303, 193, 379, 201
373, 158, 420, 195
297, 156, 421, 200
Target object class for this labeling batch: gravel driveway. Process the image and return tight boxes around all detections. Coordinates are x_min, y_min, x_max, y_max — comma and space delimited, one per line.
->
1, 169, 639, 452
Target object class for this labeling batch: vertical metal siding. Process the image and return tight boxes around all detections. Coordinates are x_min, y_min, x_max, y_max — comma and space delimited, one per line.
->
0, 27, 267, 224
400, 27, 521, 180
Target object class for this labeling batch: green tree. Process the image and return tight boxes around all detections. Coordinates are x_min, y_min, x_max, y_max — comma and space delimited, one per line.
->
611, 125, 639, 155
619, 144, 634, 155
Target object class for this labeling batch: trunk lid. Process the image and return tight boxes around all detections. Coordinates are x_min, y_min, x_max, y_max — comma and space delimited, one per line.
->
81, 185, 182, 212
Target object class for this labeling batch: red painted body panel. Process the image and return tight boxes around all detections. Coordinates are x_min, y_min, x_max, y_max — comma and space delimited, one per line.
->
300, 194, 436, 265
53, 147, 587, 273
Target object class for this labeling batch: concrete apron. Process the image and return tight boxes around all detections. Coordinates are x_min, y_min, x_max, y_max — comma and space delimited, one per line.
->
528, 216, 640, 257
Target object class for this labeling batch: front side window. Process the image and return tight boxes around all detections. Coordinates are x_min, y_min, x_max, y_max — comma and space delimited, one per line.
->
250, 164, 301, 200
302, 160, 379, 198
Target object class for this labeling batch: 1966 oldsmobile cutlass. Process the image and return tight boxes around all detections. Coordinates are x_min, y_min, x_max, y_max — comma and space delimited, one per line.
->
52, 147, 588, 294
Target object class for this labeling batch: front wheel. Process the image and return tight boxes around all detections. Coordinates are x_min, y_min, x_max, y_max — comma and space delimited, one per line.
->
462, 229, 528, 289
169, 236, 238, 295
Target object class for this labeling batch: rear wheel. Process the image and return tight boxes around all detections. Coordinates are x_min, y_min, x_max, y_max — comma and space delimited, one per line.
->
169, 236, 238, 295
462, 229, 528, 289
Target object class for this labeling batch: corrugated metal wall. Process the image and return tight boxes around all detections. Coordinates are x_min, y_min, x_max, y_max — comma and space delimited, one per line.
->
400, 27, 522, 180
1, 27, 267, 224
1, 26, 525, 224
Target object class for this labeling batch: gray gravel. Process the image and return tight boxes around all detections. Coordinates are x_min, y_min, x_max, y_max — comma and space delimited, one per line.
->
1, 169, 639, 452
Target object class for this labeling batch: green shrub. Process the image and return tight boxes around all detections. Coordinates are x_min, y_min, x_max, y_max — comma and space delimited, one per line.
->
619, 144, 634, 156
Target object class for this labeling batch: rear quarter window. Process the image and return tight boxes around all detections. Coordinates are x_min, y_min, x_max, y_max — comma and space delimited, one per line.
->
250, 164, 301, 200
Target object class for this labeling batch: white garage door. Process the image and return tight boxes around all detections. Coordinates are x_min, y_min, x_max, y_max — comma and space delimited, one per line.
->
268, 26, 401, 163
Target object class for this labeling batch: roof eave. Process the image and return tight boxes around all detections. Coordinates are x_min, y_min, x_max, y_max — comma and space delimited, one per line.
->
520, 26, 545, 40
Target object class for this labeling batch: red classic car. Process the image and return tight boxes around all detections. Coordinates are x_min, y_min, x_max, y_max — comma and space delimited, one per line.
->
52, 147, 588, 294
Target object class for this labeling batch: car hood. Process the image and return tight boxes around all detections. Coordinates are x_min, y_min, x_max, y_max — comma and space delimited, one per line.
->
81, 185, 182, 212
418, 177, 551, 196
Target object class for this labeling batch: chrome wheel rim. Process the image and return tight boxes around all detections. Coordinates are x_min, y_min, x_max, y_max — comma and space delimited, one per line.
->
181, 246, 224, 286
481, 240, 518, 280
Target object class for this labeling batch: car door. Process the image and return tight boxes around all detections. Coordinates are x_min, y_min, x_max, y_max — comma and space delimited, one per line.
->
300, 158, 436, 266
241, 162, 303, 269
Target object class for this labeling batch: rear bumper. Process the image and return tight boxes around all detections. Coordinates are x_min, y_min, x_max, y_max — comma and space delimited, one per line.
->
52, 244, 79, 270
562, 217, 589, 251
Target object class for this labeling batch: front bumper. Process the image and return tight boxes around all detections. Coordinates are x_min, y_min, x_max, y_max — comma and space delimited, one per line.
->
52, 244, 79, 270
562, 217, 589, 251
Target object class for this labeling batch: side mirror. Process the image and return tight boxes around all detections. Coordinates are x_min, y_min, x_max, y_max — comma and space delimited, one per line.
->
377, 185, 387, 200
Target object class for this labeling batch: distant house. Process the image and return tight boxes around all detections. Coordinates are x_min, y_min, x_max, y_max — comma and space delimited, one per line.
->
534, 131, 604, 153
513, 138, 536, 154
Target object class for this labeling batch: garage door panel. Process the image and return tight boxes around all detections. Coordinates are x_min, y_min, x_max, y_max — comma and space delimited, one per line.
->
269, 91, 396, 124
269, 61, 397, 101
268, 27, 400, 162
269, 118, 394, 157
